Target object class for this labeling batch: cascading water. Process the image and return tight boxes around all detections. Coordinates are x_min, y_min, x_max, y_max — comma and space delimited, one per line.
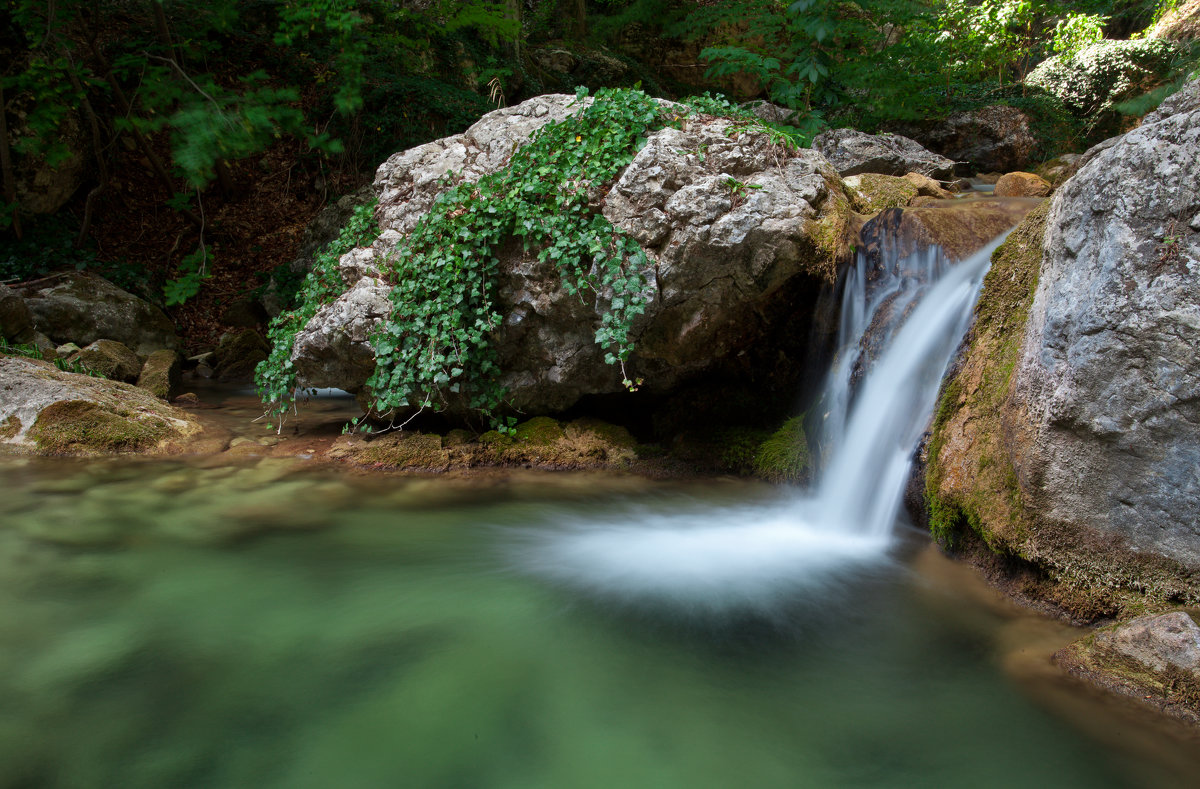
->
513, 227, 1011, 616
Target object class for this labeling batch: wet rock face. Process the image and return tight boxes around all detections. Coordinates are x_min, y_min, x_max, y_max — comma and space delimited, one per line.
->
1008, 77, 1200, 570
14, 272, 179, 356
292, 95, 852, 414
812, 128, 956, 180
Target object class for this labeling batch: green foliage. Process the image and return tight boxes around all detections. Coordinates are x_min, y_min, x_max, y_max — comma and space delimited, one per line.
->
1026, 36, 1181, 121
364, 87, 667, 426
753, 416, 810, 483
256, 199, 380, 425
1052, 12, 1108, 57
163, 245, 212, 306
0, 337, 100, 377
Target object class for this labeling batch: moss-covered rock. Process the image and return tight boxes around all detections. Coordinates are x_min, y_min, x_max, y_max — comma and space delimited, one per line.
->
67, 339, 142, 382
844, 173, 920, 214
0, 356, 204, 456
136, 349, 182, 400
351, 432, 450, 471
925, 202, 1048, 550
993, 171, 1052, 197
28, 399, 170, 454
1055, 611, 1200, 724
1025, 38, 1181, 133
513, 416, 566, 445
334, 416, 642, 472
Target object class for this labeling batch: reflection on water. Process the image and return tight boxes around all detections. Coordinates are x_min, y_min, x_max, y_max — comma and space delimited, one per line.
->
2, 451, 1200, 789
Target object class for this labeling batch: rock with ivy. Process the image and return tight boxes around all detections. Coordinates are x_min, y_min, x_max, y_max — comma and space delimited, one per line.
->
273, 90, 855, 422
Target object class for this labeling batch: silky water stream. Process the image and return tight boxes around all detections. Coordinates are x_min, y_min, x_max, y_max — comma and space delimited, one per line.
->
2, 234, 1200, 787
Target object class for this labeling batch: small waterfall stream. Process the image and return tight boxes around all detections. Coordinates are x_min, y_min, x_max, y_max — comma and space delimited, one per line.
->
515, 227, 1011, 615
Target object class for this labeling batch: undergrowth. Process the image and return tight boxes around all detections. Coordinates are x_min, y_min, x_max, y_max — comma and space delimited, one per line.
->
0, 337, 100, 377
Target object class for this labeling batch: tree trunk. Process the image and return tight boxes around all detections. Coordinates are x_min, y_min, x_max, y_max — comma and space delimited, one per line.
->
569, 0, 587, 40
0, 81, 23, 240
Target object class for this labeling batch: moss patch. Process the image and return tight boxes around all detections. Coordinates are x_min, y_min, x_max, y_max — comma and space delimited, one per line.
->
28, 399, 170, 455
514, 416, 566, 445
846, 173, 920, 214
339, 417, 641, 472
353, 432, 451, 471
0, 414, 20, 440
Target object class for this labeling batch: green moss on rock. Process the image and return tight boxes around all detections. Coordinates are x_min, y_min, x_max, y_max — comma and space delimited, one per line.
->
28, 399, 169, 454
353, 432, 450, 470
846, 173, 920, 214
513, 416, 566, 445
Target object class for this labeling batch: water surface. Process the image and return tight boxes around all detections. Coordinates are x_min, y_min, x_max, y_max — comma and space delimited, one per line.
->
2, 450, 1198, 789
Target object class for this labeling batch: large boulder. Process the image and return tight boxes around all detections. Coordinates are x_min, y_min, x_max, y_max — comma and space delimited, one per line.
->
67, 339, 142, 383
812, 128, 956, 179
0, 356, 203, 455
290, 95, 855, 414
926, 78, 1200, 616
14, 272, 179, 355
906, 105, 1037, 172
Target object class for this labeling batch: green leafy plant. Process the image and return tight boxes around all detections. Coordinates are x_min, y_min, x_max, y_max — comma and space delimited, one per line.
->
363, 87, 669, 429
1051, 12, 1108, 57
256, 198, 380, 428
0, 337, 100, 376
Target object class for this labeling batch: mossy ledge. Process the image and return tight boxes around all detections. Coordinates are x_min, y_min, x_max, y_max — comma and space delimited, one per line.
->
29, 400, 170, 455
331, 414, 810, 481
923, 200, 1200, 621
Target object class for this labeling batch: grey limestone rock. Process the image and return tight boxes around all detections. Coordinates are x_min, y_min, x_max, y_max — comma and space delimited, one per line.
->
1009, 77, 1200, 569
1095, 612, 1200, 676
812, 128, 956, 180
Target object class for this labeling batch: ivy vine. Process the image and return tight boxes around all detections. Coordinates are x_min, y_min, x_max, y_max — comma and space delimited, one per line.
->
257, 87, 808, 431
255, 199, 380, 427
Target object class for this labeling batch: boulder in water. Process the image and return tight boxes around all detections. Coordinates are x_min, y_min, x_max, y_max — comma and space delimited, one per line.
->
926, 77, 1200, 616
900, 105, 1037, 173
290, 94, 854, 415
1055, 611, 1200, 724
993, 172, 1052, 198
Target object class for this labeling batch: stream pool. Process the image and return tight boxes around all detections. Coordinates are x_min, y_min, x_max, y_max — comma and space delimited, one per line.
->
2, 399, 1199, 789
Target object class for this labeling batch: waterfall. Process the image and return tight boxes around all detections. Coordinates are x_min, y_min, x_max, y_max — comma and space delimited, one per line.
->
812, 233, 1007, 537
512, 227, 1011, 616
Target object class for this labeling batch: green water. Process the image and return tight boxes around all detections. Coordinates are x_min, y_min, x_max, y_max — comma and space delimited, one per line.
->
1, 453, 1196, 789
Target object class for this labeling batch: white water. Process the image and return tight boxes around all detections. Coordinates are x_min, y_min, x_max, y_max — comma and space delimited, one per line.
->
515, 231, 1010, 614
